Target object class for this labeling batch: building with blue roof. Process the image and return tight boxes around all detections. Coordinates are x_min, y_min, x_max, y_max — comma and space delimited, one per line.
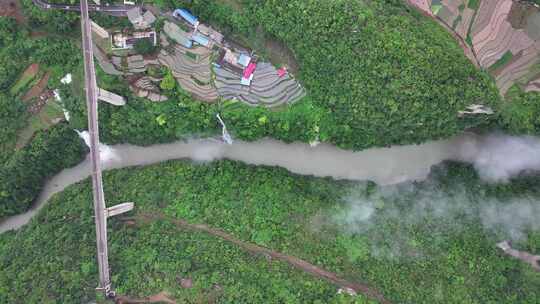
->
163, 21, 193, 48
192, 33, 210, 47
173, 9, 199, 26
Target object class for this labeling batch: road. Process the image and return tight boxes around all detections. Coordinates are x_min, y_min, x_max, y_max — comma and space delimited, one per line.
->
33, 0, 131, 16
79, 0, 112, 295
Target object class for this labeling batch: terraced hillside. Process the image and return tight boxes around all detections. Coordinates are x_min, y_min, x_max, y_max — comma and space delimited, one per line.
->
158, 45, 219, 102
426, 0, 540, 95
433, 0, 477, 39
214, 63, 305, 107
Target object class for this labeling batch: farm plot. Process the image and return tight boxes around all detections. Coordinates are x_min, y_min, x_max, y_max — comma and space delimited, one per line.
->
468, 0, 540, 94
158, 46, 219, 102
10, 64, 65, 148
424, 0, 540, 95
16, 100, 64, 148
214, 63, 305, 108
9, 63, 39, 96
525, 75, 540, 92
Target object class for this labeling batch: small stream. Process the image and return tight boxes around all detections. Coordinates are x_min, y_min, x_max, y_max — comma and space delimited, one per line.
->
0, 132, 516, 233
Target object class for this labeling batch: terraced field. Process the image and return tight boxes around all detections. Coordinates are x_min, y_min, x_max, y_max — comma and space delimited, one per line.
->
525, 75, 540, 92
130, 76, 168, 102
214, 63, 305, 107
90, 13, 306, 107
158, 45, 218, 102
422, 0, 540, 96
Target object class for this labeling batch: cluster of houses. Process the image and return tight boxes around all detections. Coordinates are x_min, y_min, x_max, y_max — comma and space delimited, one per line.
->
90, 6, 304, 107
111, 7, 158, 50
166, 9, 289, 87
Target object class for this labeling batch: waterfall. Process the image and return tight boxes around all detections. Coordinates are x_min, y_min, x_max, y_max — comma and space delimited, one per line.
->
75, 130, 119, 164
216, 114, 233, 145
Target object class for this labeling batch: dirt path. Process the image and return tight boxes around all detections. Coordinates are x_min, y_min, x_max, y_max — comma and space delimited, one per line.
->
0, 0, 25, 24
405, 0, 481, 68
264, 37, 300, 74
136, 213, 391, 304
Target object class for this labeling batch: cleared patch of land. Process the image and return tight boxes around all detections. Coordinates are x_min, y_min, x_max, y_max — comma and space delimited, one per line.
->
10, 63, 39, 95
22, 71, 50, 102
410, 0, 540, 96
16, 100, 64, 148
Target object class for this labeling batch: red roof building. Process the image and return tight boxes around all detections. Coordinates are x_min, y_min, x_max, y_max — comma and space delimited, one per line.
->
243, 62, 257, 79
277, 67, 287, 77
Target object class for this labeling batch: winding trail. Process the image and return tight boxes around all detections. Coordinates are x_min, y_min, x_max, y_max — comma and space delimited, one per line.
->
137, 213, 391, 304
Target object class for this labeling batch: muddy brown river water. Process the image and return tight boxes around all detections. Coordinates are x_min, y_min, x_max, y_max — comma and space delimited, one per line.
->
0, 132, 511, 233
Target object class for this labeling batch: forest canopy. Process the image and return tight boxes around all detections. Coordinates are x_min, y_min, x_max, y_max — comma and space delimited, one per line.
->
1, 160, 539, 303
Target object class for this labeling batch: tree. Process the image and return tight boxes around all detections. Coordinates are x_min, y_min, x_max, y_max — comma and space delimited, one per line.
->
0, 18, 20, 48
160, 69, 176, 91
0, 123, 87, 217
500, 87, 540, 134
133, 38, 156, 55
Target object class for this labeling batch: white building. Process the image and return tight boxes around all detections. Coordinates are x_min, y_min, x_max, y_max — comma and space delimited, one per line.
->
111, 30, 157, 50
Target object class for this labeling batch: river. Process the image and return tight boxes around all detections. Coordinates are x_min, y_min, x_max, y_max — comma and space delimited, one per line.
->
0, 132, 514, 233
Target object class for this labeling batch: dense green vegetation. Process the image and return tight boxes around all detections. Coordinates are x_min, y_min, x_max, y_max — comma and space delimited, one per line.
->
0, 15, 81, 160
0, 15, 84, 217
0, 93, 27, 163
133, 38, 158, 55
21, 0, 80, 34
0, 124, 87, 218
1, 160, 539, 303
0, 18, 30, 162
500, 87, 540, 134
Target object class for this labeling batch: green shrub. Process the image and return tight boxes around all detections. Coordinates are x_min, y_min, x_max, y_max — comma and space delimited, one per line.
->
133, 38, 157, 55
500, 87, 540, 134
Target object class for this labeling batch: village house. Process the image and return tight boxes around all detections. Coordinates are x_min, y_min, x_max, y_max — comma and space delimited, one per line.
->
127, 7, 156, 30
197, 24, 224, 45
171, 8, 223, 49
173, 9, 199, 27
163, 21, 193, 48
111, 30, 157, 50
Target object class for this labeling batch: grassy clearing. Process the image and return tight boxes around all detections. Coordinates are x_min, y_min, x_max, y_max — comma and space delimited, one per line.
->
468, 0, 480, 10
9, 63, 39, 95
488, 51, 514, 73
15, 101, 64, 149
21, 71, 50, 102
465, 0, 480, 47
452, 15, 463, 29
